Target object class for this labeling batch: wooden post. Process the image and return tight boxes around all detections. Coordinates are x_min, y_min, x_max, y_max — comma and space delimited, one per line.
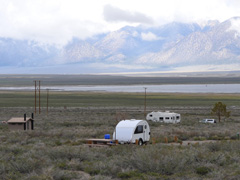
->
174, 136, 178, 142
34, 81, 37, 114
135, 139, 139, 145
47, 89, 49, 115
87, 140, 93, 144
164, 137, 168, 143
144, 87, 147, 117
39, 81, 41, 114
152, 137, 156, 145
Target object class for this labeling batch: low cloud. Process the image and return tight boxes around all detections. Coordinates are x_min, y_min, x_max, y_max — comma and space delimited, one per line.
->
103, 4, 153, 24
89, 63, 154, 71
172, 63, 240, 72
141, 32, 161, 41
228, 17, 240, 34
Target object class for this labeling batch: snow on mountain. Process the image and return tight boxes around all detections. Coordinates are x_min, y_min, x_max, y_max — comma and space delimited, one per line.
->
0, 38, 59, 66
135, 17, 240, 67
95, 30, 136, 54
0, 17, 240, 73
63, 41, 104, 63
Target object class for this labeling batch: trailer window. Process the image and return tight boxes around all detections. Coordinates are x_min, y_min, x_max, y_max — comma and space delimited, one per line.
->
149, 114, 152, 117
176, 116, 180, 119
134, 125, 143, 134
159, 117, 164, 121
165, 117, 170, 120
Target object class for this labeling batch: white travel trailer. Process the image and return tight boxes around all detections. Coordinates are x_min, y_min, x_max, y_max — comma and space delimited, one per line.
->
146, 111, 181, 123
113, 119, 150, 145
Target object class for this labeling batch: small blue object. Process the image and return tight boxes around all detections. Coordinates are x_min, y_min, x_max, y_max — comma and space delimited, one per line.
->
104, 134, 110, 139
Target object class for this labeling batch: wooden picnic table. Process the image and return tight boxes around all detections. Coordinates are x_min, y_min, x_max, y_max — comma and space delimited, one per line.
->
85, 138, 118, 147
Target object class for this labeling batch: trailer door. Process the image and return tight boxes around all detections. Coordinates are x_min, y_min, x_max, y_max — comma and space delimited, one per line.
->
143, 123, 150, 141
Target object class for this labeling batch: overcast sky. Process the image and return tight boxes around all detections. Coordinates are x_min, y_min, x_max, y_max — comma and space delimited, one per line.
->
0, 0, 240, 45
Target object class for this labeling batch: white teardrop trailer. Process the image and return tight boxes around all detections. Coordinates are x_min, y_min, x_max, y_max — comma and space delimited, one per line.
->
113, 119, 151, 145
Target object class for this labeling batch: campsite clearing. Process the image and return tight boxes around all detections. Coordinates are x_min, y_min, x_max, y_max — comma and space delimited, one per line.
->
0, 90, 240, 179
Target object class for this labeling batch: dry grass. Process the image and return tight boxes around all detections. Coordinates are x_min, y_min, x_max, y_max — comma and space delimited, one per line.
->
0, 105, 240, 179
1, 75, 240, 179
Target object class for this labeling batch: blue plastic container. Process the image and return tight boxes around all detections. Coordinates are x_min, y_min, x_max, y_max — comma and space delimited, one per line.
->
104, 134, 110, 139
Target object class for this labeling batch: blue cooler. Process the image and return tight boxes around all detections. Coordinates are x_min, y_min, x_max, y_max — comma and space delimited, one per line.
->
104, 134, 110, 139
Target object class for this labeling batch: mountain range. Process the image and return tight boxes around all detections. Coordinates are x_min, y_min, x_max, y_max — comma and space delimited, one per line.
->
0, 17, 240, 73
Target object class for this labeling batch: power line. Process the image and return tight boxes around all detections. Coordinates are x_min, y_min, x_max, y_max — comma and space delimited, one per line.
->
144, 87, 147, 117
34, 80, 41, 114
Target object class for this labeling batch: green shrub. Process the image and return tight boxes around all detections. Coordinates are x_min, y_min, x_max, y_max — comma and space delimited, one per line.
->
55, 140, 62, 146
57, 162, 68, 170
117, 170, 143, 179
207, 142, 221, 152
52, 169, 78, 180
195, 166, 211, 175
1, 105, 240, 179
123, 145, 193, 176
193, 136, 206, 141
84, 163, 100, 175
9, 156, 43, 174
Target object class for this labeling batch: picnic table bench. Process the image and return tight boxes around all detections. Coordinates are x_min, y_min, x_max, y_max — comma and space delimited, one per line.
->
85, 138, 118, 147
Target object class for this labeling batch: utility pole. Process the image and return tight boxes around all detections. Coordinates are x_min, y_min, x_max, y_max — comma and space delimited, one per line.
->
47, 89, 49, 115
144, 87, 147, 117
34, 81, 37, 114
39, 81, 41, 114
34, 80, 41, 114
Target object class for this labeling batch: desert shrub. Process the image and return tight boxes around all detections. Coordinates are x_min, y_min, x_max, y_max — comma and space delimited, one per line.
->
84, 161, 101, 175
69, 139, 85, 146
0, 124, 8, 131
209, 135, 225, 140
60, 121, 80, 127
117, 170, 143, 179
57, 161, 69, 170
22, 172, 52, 180
81, 151, 125, 177
5, 171, 23, 180
55, 140, 62, 146
150, 136, 166, 143
91, 175, 117, 180
6, 132, 26, 144
224, 141, 240, 152
95, 157, 127, 177
0, 161, 8, 177
193, 136, 206, 141
123, 145, 193, 175
195, 166, 211, 175
0, 144, 25, 156
9, 155, 43, 174
207, 142, 222, 152
178, 134, 189, 141
207, 141, 240, 154
1, 106, 240, 179
65, 158, 84, 171
47, 146, 94, 162
52, 168, 78, 180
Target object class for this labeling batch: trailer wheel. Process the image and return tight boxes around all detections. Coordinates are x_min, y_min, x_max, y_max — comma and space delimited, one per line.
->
138, 139, 143, 146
